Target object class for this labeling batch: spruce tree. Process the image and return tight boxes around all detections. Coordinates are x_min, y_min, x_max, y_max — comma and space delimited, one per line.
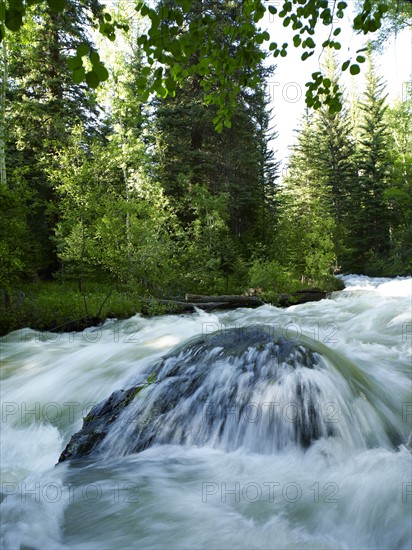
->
152, 0, 279, 257
384, 83, 412, 271
5, 0, 102, 278
355, 51, 392, 272
313, 53, 358, 270
277, 110, 337, 280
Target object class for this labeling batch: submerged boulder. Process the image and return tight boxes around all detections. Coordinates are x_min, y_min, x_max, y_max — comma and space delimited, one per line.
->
59, 325, 337, 462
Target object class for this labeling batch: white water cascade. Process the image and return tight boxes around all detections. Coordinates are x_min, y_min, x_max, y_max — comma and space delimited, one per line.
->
1, 275, 411, 549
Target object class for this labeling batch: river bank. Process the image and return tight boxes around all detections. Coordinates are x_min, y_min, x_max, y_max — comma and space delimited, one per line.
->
0, 277, 344, 337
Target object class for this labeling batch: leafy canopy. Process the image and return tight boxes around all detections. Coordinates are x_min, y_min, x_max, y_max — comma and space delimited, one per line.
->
0, 0, 403, 125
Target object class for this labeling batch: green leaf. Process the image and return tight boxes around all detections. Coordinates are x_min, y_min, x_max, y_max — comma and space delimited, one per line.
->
301, 51, 313, 61
46, 0, 66, 13
342, 60, 350, 71
89, 51, 100, 65
268, 6, 277, 15
136, 76, 147, 89
356, 55, 366, 63
368, 19, 378, 32
76, 43, 89, 57
224, 119, 232, 128
349, 64, 360, 75
67, 56, 83, 70
72, 66, 85, 84
158, 86, 168, 98
5, 9, 23, 32
353, 14, 363, 30
165, 76, 176, 93
293, 35, 301, 47
85, 70, 100, 88
140, 89, 150, 102
93, 63, 109, 81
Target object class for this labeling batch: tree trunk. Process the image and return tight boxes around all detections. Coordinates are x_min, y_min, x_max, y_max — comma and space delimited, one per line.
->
0, 37, 7, 186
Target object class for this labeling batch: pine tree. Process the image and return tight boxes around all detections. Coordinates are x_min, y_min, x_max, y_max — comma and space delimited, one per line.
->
152, 0, 279, 259
5, 0, 102, 278
312, 53, 358, 270
355, 51, 392, 272
384, 83, 412, 271
276, 110, 337, 280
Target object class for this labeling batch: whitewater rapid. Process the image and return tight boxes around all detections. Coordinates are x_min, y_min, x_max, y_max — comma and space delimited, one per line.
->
1, 275, 411, 549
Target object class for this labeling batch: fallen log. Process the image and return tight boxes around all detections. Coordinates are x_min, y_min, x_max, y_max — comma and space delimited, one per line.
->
277, 291, 327, 306
141, 290, 327, 316
185, 294, 264, 306
140, 299, 261, 315
185, 292, 326, 308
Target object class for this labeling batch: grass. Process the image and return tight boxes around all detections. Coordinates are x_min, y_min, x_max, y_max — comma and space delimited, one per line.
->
0, 275, 346, 337
0, 282, 144, 336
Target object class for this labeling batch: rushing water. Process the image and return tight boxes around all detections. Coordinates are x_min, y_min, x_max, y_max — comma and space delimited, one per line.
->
1, 275, 411, 549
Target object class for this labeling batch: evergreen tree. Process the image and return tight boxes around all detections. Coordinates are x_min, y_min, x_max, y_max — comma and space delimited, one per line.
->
152, 0, 279, 262
5, 0, 102, 278
312, 54, 358, 270
355, 51, 392, 272
276, 110, 337, 281
384, 83, 412, 271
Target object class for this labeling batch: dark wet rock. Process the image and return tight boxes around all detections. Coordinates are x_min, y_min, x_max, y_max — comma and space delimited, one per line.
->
59, 385, 145, 463
59, 325, 333, 462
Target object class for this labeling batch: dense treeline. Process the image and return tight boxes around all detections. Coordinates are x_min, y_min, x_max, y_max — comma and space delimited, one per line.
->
279, 52, 412, 278
0, 1, 411, 328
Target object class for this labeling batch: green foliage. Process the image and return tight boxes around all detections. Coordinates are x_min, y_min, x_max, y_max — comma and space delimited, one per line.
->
0, 185, 29, 291
248, 258, 292, 293
351, 49, 393, 270
0, 1, 400, 127
382, 82, 412, 273
2, 0, 411, 340
174, 185, 234, 294
146, 372, 157, 385
49, 127, 182, 296
275, 104, 340, 281
0, 281, 145, 336
279, 50, 412, 277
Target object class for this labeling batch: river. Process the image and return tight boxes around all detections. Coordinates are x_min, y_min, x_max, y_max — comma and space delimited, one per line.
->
1, 275, 411, 549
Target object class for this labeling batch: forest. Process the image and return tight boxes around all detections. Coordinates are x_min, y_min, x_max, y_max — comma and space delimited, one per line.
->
0, 0, 411, 334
